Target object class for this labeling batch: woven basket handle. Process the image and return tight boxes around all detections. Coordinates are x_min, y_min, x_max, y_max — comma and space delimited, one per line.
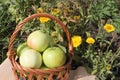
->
7, 13, 73, 58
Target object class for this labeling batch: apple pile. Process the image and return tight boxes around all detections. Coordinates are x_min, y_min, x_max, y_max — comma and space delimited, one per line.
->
16, 30, 66, 69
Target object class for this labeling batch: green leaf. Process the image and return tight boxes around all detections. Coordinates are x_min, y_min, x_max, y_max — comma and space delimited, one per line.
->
103, 10, 111, 16
85, 32, 91, 37
57, 44, 67, 53
91, 69, 97, 75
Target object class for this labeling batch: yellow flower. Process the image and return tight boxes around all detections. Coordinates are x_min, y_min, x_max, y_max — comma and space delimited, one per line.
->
86, 37, 95, 44
72, 36, 82, 47
104, 24, 115, 33
74, 15, 80, 20
39, 17, 50, 23
106, 65, 111, 71
52, 8, 60, 15
37, 7, 43, 13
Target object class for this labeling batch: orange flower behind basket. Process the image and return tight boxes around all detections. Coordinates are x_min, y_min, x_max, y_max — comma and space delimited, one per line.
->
39, 17, 50, 23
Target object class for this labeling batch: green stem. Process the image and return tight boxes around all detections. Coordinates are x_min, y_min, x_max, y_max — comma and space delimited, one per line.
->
106, 33, 115, 53
109, 46, 120, 64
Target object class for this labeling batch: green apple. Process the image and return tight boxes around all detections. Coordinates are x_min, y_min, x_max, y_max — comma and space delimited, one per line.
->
17, 42, 31, 57
43, 47, 66, 68
27, 30, 50, 52
19, 49, 42, 69
40, 65, 50, 70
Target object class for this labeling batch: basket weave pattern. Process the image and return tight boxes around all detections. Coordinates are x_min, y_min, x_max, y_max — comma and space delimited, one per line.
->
7, 13, 73, 80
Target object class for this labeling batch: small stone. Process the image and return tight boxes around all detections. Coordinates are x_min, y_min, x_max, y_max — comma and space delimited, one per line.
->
69, 66, 96, 80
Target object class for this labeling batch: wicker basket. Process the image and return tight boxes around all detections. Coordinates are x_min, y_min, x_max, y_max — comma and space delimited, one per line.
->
7, 13, 74, 80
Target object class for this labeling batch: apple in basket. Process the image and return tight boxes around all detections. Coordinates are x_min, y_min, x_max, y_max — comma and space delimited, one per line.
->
43, 47, 66, 68
40, 64, 50, 70
27, 30, 50, 52
19, 48, 42, 69
17, 42, 31, 57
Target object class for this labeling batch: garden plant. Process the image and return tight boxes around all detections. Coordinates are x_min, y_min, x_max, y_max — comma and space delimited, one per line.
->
0, 0, 120, 80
